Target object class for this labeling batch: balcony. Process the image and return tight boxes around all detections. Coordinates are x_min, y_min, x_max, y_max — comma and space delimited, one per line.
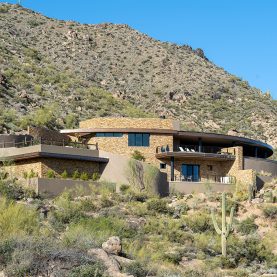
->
0, 137, 98, 150
156, 145, 236, 161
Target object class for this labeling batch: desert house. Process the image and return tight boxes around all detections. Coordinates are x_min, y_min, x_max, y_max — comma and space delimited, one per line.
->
0, 117, 276, 196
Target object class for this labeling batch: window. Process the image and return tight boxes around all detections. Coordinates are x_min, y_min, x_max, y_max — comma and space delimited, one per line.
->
95, 133, 123, 137
207, 165, 213, 171
160, 163, 166, 169
128, 133, 150, 147
181, 164, 200, 182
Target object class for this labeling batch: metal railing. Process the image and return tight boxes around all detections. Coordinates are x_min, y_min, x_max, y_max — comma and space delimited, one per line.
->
173, 174, 235, 184
0, 138, 98, 150
156, 145, 235, 155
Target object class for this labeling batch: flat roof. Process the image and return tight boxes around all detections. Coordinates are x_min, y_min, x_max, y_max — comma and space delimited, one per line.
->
0, 144, 109, 163
61, 127, 273, 156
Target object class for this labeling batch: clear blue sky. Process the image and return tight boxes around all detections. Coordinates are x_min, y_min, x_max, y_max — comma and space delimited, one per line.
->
2, 0, 277, 99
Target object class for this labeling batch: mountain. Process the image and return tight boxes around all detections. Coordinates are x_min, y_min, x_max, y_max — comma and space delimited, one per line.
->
0, 3, 276, 150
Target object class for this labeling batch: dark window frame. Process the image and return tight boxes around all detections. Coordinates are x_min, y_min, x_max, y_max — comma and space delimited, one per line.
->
95, 132, 123, 137
128, 133, 150, 147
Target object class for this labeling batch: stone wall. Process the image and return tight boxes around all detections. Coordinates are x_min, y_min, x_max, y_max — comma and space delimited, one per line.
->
88, 133, 173, 165
28, 126, 71, 143
80, 117, 179, 130
40, 158, 99, 178
161, 158, 233, 182
5, 158, 99, 179
5, 158, 43, 178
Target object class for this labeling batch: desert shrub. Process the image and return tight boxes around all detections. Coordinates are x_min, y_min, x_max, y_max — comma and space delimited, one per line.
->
0, 5, 9, 13
162, 250, 183, 264
146, 198, 172, 214
1, 236, 106, 277
263, 205, 277, 219
0, 199, 39, 239
237, 217, 258, 235
0, 180, 36, 200
78, 199, 97, 212
92, 172, 100, 181
46, 170, 55, 178
100, 196, 114, 208
123, 261, 150, 277
129, 191, 149, 202
183, 212, 213, 233
69, 263, 106, 277
28, 169, 38, 178
61, 170, 68, 179
131, 150, 145, 162
49, 192, 85, 229
119, 184, 130, 193
80, 172, 89, 181
63, 216, 135, 248
72, 170, 80, 180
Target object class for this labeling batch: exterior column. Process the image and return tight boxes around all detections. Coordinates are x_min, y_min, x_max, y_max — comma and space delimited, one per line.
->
254, 147, 258, 158
170, 156, 175, 181
198, 138, 202, 152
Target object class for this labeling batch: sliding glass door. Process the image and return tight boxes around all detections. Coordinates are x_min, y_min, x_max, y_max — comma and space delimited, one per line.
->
181, 164, 200, 182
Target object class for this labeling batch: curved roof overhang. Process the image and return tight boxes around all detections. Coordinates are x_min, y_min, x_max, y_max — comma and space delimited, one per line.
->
60, 128, 273, 156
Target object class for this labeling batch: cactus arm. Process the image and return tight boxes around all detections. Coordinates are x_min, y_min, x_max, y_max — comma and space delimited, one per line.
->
226, 206, 235, 236
211, 208, 222, 235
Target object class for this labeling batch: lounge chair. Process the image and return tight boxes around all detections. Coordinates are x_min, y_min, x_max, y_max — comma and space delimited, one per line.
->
179, 147, 185, 152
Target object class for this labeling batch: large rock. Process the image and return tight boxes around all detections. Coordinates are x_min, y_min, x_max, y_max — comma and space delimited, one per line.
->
87, 248, 133, 277
102, 236, 122, 255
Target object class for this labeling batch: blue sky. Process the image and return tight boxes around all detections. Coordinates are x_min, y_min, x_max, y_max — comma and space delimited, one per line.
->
2, 0, 277, 99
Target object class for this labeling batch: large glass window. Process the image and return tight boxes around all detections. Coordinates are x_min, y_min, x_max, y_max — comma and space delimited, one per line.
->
128, 133, 150, 147
95, 133, 123, 137
181, 164, 200, 182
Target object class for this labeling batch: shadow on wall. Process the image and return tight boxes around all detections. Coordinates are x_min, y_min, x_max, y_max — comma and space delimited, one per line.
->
98, 150, 169, 196
256, 176, 273, 191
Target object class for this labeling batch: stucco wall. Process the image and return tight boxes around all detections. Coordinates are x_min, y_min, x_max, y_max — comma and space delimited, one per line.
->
25, 178, 101, 197
80, 117, 179, 130
169, 181, 233, 194
244, 157, 277, 177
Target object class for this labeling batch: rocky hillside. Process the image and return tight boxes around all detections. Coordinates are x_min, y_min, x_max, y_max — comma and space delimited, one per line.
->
0, 171, 276, 277
0, 3, 276, 148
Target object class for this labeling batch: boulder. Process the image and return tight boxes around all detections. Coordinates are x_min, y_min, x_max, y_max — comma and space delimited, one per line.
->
102, 236, 122, 255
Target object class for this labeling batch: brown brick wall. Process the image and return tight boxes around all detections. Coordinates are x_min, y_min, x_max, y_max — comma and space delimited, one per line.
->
80, 117, 179, 130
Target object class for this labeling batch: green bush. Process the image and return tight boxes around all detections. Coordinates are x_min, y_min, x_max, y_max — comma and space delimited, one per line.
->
263, 205, 277, 219
0, 199, 39, 239
123, 261, 149, 277
131, 150, 145, 162
69, 263, 106, 277
146, 198, 171, 214
61, 170, 68, 179
0, 180, 36, 200
72, 170, 80, 180
46, 170, 55, 178
91, 172, 100, 181
80, 172, 89, 181
183, 212, 213, 233
237, 217, 258, 235
119, 184, 130, 193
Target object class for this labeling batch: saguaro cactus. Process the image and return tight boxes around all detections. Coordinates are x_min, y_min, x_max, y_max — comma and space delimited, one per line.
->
211, 192, 235, 257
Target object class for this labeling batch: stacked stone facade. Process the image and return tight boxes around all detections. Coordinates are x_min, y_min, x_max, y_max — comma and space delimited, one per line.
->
6, 158, 99, 179
80, 117, 180, 130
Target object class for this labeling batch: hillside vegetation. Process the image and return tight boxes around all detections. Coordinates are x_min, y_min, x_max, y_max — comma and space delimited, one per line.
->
0, 3, 276, 149
0, 172, 276, 277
